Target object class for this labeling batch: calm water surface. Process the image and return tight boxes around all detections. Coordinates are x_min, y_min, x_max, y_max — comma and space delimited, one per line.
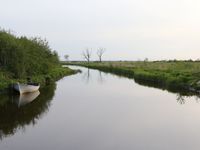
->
0, 66, 200, 150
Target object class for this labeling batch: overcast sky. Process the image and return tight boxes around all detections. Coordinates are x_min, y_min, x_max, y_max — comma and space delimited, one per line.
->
1, 0, 200, 60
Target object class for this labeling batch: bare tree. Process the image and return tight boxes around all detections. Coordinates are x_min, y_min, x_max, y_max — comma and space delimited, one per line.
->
144, 58, 148, 62
97, 47, 106, 62
64, 54, 69, 61
82, 48, 92, 63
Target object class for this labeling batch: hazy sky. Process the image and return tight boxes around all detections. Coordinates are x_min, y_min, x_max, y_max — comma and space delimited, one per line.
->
1, 0, 200, 60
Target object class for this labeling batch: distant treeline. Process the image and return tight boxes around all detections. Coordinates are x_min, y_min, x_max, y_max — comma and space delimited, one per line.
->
0, 29, 59, 78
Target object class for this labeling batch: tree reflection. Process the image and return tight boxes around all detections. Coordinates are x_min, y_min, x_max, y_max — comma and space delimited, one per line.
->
195, 95, 200, 103
176, 94, 186, 105
0, 83, 56, 140
176, 94, 200, 105
82, 68, 91, 83
82, 69, 106, 84
98, 71, 105, 83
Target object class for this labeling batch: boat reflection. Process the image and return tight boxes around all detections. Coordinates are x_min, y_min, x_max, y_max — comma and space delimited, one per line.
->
0, 84, 56, 140
14, 91, 40, 107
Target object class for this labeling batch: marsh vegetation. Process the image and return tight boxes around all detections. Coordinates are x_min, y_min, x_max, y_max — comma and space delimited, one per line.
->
66, 61, 200, 94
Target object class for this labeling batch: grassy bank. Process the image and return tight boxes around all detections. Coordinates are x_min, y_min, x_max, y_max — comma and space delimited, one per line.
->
0, 66, 78, 92
65, 61, 200, 94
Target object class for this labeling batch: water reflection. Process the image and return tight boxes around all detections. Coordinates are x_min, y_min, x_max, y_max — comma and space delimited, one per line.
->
14, 91, 40, 107
82, 68, 91, 83
136, 78, 200, 104
176, 94, 200, 105
1, 66, 200, 150
98, 71, 105, 83
71, 65, 200, 103
0, 84, 56, 140
176, 94, 186, 105
81, 68, 105, 84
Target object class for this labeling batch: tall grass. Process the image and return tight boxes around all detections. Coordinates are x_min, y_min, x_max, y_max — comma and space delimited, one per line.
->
66, 61, 200, 94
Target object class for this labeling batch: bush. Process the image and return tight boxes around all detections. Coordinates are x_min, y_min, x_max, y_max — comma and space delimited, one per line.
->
0, 30, 59, 78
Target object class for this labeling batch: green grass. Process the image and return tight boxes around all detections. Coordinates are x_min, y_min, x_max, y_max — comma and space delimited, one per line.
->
65, 61, 200, 94
0, 66, 78, 92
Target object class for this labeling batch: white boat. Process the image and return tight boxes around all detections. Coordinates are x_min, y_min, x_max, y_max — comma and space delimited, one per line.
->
14, 82, 40, 94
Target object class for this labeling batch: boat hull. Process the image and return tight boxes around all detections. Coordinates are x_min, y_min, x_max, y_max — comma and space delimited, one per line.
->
14, 83, 40, 94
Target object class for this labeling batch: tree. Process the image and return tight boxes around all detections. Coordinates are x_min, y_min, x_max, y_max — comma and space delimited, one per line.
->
82, 48, 92, 63
97, 47, 106, 62
144, 58, 148, 62
64, 54, 69, 61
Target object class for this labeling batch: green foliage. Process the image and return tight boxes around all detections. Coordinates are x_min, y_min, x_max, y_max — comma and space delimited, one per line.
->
0, 29, 59, 78
0, 29, 78, 91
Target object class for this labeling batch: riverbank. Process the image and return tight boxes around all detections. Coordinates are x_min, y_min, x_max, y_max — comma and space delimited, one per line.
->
0, 66, 78, 93
0, 29, 80, 93
65, 61, 200, 95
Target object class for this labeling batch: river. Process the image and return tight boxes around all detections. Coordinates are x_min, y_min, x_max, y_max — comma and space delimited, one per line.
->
0, 65, 200, 150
